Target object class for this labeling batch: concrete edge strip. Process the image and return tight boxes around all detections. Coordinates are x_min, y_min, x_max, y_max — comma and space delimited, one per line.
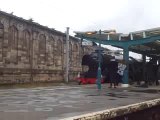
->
60, 98, 160, 120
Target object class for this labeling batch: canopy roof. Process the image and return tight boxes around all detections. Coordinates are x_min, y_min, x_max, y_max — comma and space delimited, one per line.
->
129, 28, 160, 58
75, 28, 160, 58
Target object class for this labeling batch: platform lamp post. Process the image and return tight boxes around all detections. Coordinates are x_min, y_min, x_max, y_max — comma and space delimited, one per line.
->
95, 30, 103, 90
95, 48, 103, 90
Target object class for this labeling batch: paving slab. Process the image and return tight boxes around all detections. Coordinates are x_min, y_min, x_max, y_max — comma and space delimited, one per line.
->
0, 84, 159, 120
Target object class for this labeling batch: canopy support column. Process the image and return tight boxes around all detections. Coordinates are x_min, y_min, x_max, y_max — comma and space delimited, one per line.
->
122, 47, 129, 87
142, 55, 146, 85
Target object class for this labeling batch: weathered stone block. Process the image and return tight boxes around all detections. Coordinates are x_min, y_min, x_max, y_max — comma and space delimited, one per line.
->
0, 11, 100, 84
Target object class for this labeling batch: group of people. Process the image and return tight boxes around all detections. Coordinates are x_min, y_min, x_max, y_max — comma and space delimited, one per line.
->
104, 57, 160, 88
103, 56, 126, 88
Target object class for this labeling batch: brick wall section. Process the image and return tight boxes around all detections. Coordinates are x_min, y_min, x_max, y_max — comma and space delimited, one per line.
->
0, 11, 98, 84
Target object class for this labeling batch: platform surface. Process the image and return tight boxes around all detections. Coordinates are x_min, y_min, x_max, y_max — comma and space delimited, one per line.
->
0, 84, 159, 120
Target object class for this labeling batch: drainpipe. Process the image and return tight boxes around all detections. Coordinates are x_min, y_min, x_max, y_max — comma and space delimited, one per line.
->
65, 27, 69, 83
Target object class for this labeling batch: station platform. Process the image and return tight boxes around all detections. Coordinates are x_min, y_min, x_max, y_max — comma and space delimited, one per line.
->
0, 84, 159, 120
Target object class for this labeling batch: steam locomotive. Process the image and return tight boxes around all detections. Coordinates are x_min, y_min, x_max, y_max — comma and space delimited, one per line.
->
76, 52, 160, 85
77, 52, 112, 84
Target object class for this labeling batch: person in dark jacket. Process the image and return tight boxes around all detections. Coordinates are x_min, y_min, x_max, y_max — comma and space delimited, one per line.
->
145, 61, 154, 86
108, 56, 118, 88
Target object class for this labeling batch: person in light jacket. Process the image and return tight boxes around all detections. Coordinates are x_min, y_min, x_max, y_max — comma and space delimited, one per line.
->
117, 60, 126, 85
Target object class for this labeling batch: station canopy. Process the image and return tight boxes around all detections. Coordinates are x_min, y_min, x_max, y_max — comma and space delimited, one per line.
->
75, 28, 160, 58
129, 28, 160, 58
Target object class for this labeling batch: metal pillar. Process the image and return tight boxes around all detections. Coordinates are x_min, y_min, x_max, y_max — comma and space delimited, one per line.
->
97, 30, 102, 90
142, 55, 146, 84
97, 46, 102, 90
65, 27, 69, 83
122, 47, 129, 87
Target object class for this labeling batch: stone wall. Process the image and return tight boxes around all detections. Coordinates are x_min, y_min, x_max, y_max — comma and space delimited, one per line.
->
0, 11, 93, 84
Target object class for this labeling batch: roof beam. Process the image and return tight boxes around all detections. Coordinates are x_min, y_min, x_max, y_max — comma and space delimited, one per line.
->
76, 35, 160, 48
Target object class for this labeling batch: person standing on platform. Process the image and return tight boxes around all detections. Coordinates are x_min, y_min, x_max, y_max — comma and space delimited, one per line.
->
145, 61, 154, 86
108, 56, 118, 88
117, 60, 126, 85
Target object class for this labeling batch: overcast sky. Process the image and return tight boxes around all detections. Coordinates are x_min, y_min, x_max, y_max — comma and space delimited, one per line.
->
1, 0, 160, 58
1, 0, 160, 34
